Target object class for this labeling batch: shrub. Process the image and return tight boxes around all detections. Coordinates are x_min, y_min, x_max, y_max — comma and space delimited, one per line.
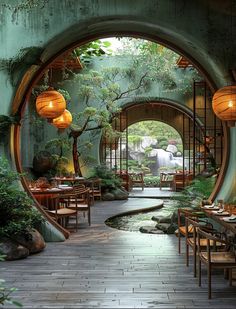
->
0, 157, 44, 239
158, 140, 168, 149
144, 176, 160, 187
91, 164, 122, 192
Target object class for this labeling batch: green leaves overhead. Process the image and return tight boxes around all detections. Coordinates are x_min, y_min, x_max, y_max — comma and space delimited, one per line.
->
74, 40, 112, 65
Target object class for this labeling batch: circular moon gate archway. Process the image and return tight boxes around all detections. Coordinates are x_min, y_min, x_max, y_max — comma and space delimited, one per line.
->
11, 30, 229, 238
101, 101, 224, 184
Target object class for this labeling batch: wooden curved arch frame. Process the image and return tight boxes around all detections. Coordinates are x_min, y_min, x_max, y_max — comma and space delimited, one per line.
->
10, 31, 229, 238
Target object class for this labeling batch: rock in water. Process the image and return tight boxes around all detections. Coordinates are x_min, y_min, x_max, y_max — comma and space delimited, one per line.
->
15, 229, 46, 254
139, 226, 164, 234
0, 238, 29, 260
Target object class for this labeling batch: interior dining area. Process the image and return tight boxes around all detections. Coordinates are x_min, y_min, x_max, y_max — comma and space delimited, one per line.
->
0, 0, 236, 308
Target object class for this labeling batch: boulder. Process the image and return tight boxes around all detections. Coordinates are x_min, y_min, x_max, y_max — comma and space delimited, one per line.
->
170, 211, 178, 224
152, 213, 172, 223
155, 222, 178, 234
151, 215, 164, 222
166, 144, 178, 153
111, 188, 129, 200
139, 226, 164, 234
0, 238, 29, 260
14, 229, 46, 254
102, 192, 115, 201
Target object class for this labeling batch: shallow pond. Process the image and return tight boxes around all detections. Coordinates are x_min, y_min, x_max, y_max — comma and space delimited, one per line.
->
105, 199, 179, 232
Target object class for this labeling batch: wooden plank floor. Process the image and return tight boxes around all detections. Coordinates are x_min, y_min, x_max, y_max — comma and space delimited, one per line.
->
1, 198, 236, 308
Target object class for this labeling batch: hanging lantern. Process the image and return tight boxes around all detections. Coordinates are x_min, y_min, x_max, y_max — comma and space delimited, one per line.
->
36, 88, 66, 119
52, 109, 72, 129
212, 85, 236, 126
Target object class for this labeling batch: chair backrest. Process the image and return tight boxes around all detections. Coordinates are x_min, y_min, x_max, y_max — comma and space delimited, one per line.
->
160, 172, 174, 182
178, 208, 197, 228
185, 216, 207, 243
197, 228, 229, 258
75, 187, 90, 205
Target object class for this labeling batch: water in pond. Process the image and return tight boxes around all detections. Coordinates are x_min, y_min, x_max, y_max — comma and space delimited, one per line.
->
105, 199, 179, 233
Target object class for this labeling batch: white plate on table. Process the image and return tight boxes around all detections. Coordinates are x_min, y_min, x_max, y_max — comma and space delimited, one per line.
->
212, 210, 229, 216
204, 205, 219, 210
58, 184, 69, 188
222, 215, 236, 222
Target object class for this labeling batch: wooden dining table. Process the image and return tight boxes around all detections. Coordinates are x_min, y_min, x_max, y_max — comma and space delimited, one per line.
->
30, 185, 73, 210
52, 176, 86, 185
201, 206, 236, 234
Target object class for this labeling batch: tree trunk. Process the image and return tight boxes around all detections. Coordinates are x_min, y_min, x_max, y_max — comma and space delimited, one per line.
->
72, 136, 82, 177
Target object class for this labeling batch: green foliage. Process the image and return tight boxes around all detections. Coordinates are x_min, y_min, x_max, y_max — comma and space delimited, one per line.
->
128, 121, 180, 141
0, 280, 22, 308
44, 138, 71, 176
114, 38, 202, 94
0, 157, 44, 238
0, 115, 20, 133
172, 175, 216, 208
45, 138, 71, 154
0, 46, 44, 86
144, 176, 160, 187
158, 140, 168, 149
74, 39, 112, 65
91, 165, 121, 191
57, 88, 71, 102
31, 85, 71, 102
185, 176, 216, 199
128, 135, 142, 145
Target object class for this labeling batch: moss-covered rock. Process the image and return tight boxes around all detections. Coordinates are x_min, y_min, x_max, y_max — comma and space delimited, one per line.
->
111, 188, 129, 200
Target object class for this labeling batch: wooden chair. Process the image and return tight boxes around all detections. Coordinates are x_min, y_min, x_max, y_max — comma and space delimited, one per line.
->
177, 208, 200, 254
90, 178, 102, 201
173, 172, 189, 191
62, 186, 91, 226
118, 172, 133, 191
129, 173, 144, 190
159, 172, 175, 190
47, 194, 79, 231
185, 216, 223, 277
197, 228, 236, 299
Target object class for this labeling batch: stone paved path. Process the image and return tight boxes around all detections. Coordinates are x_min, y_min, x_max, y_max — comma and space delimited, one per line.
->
1, 198, 236, 308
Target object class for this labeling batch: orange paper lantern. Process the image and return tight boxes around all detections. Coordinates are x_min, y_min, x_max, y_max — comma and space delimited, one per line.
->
212, 85, 236, 126
52, 109, 72, 129
36, 89, 66, 119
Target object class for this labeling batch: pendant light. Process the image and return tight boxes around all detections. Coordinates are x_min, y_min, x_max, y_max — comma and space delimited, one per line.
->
52, 109, 72, 129
36, 87, 66, 120
212, 85, 236, 126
